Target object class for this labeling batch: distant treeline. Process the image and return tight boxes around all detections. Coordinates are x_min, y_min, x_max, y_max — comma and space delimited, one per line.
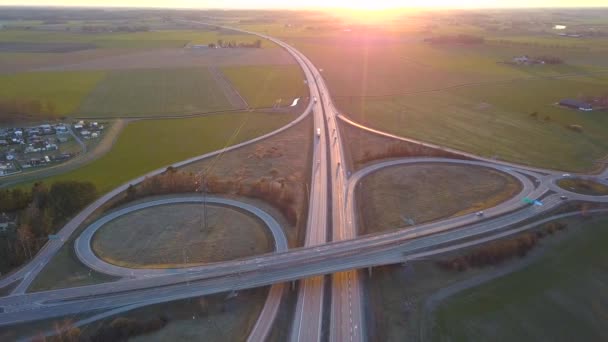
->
0, 181, 97, 274
209, 39, 262, 49
424, 34, 485, 45
80, 25, 150, 32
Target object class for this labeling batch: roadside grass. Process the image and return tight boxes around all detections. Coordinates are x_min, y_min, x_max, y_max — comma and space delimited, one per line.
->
27, 237, 118, 292
92, 203, 272, 268
76, 68, 233, 117
340, 75, 608, 171
365, 214, 608, 341
557, 178, 608, 196
79, 287, 268, 342
221, 65, 308, 108
18, 112, 297, 194
0, 70, 105, 116
182, 114, 313, 247
357, 163, 521, 235
433, 216, 608, 342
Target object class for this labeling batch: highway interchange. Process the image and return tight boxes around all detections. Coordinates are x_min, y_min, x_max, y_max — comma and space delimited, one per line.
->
1, 21, 608, 342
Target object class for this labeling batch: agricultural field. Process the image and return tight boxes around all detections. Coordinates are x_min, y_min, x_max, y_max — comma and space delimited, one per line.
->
76, 68, 233, 117
236, 10, 608, 171
222, 65, 309, 108
557, 178, 608, 196
0, 70, 105, 117
356, 163, 521, 234
92, 203, 272, 268
432, 216, 608, 342
20, 112, 297, 194
339, 75, 608, 171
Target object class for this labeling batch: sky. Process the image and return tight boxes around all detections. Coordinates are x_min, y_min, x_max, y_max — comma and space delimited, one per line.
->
0, 0, 606, 9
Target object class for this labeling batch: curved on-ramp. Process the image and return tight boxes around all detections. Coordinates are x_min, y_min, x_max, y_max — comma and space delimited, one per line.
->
75, 196, 287, 276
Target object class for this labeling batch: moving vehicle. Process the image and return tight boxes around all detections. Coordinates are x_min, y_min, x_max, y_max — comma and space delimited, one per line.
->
316, 128, 321, 137
560, 195, 568, 200
476, 211, 484, 217
313, 96, 317, 103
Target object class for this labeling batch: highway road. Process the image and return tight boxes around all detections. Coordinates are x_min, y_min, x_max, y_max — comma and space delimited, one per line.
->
3, 20, 608, 342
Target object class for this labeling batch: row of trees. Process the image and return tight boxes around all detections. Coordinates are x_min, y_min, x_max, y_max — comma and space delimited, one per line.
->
0, 181, 97, 274
209, 39, 262, 49
437, 221, 568, 272
119, 167, 300, 226
357, 141, 468, 168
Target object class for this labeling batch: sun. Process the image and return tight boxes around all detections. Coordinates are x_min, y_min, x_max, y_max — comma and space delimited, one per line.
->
328, 0, 402, 10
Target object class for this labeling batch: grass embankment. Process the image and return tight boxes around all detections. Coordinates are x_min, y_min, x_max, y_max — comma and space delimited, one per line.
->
357, 163, 521, 234
21, 112, 296, 194
76, 68, 234, 117
92, 203, 272, 268
365, 215, 608, 341
222, 65, 308, 108
433, 216, 608, 341
557, 178, 608, 196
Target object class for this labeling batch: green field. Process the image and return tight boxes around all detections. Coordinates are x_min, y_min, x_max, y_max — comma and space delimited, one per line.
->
25, 112, 296, 194
0, 29, 274, 49
340, 75, 608, 171
222, 65, 308, 108
433, 217, 608, 342
77, 68, 233, 117
0, 70, 105, 116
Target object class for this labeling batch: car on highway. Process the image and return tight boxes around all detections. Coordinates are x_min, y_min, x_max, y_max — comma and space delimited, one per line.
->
313, 96, 317, 103
316, 128, 321, 137
476, 211, 484, 217
560, 195, 568, 200
562, 173, 571, 177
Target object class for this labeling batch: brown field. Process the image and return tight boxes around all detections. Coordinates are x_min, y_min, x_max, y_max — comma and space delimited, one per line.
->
182, 114, 313, 247
357, 163, 521, 234
34, 48, 295, 72
92, 203, 272, 268
557, 178, 608, 196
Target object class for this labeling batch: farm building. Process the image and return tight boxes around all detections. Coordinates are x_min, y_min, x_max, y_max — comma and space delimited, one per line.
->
559, 99, 593, 111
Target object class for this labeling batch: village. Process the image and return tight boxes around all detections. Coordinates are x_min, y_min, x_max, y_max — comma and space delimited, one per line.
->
0, 120, 106, 177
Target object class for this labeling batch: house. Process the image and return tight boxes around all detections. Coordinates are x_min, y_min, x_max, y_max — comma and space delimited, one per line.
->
0, 213, 16, 232
559, 99, 593, 111
513, 55, 530, 64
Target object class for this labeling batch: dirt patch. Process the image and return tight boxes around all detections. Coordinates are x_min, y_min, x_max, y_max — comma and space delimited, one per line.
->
208, 66, 248, 109
92, 203, 272, 268
181, 115, 313, 247
357, 163, 521, 234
